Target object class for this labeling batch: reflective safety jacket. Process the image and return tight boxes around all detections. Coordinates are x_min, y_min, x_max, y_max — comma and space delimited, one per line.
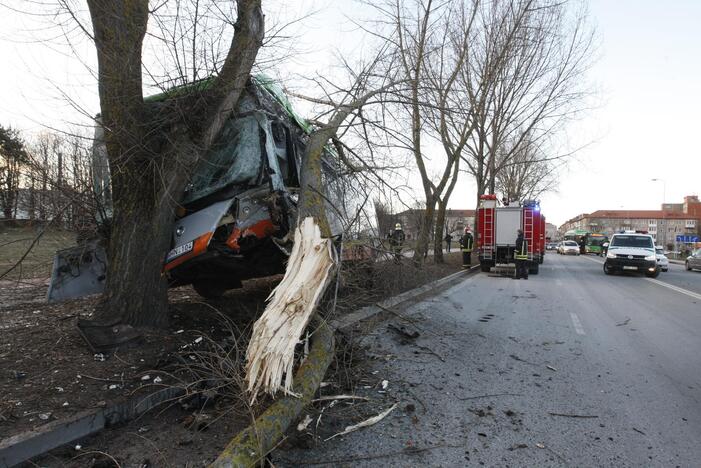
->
515, 235, 528, 260
460, 232, 474, 252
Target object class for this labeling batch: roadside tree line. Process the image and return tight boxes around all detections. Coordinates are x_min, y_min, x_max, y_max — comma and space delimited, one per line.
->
3, 0, 594, 400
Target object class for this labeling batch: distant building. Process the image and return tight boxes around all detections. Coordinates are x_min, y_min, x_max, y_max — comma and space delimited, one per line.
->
545, 222, 558, 241
394, 208, 475, 241
559, 195, 701, 249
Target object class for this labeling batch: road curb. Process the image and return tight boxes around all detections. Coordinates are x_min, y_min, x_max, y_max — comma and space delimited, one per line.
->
0, 387, 184, 468
331, 264, 480, 331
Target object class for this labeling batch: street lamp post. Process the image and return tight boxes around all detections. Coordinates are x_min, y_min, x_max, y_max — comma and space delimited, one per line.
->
651, 178, 666, 247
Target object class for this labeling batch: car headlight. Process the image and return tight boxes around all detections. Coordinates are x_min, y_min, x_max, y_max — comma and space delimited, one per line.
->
645, 254, 656, 261
606, 251, 616, 258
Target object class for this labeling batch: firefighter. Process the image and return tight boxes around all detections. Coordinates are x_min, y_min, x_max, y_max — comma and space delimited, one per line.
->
514, 228, 528, 279
460, 226, 474, 268
390, 223, 405, 262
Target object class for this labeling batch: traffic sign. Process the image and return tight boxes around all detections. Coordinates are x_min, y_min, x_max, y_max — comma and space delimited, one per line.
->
676, 235, 700, 243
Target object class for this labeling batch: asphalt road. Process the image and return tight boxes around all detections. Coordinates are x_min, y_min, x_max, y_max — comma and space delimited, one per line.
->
276, 253, 701, 467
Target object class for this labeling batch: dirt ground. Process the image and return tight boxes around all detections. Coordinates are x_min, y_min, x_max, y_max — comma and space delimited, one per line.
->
0, 239, 463, 467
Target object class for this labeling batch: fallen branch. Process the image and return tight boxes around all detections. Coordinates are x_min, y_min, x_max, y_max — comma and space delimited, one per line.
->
312, 395, 369, 403
325, 403, 398, 441
210, 319, 334, 467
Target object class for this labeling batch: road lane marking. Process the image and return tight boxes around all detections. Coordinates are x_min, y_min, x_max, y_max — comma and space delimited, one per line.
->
570, 312, 586, 335
580, 254, 701, 301
644, 278, 701, 301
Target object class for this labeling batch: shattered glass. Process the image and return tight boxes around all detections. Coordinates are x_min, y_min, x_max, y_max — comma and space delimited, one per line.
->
183, 116, 263, 203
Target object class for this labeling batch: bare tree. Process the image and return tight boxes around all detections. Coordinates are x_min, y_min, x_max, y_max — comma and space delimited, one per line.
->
79, 0, 264, 329
495, 131, 559, 200
461, 0, 594, 208
423, 0, 479, 262
0, 126, 29, 220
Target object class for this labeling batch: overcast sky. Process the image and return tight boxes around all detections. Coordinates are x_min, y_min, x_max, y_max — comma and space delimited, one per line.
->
0, 0, 699, 226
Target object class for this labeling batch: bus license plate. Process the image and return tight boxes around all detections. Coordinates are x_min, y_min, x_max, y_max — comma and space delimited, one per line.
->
167, 241, 193, 262
623, 266, 637, 270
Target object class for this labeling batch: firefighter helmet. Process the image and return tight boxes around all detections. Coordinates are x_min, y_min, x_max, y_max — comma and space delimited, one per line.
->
395, 223, 402, 230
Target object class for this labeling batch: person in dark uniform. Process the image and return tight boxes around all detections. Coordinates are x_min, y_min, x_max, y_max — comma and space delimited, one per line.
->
390, 223, 405, 262
459, 226, 474, 268
514, 229, 529, 279
444, 233, 453, 252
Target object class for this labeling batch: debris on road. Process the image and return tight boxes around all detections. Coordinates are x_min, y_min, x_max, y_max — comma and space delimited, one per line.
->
388, 323, 420, 340
325, 403, 398, 441
616, 317, 631, 326
535, 443, 545, 449
509, 354, 538, 365
297, 414, 313, 431
546, 365, 557, 372
548, 412, 598, 419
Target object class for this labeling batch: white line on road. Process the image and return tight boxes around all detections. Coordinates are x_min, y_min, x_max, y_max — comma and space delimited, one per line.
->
570, 312, 586, 335
645, 278, 701, 301
579, 255, 701, 301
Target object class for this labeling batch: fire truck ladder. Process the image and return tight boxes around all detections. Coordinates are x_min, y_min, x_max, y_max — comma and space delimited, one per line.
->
523, 208, 533, 260
482, 208, 494, 260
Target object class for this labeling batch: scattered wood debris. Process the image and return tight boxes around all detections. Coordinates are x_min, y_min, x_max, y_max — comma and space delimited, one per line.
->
325, 403, 398, 441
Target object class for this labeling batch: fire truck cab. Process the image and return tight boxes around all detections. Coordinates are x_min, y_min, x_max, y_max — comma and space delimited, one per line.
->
476, 195, 545, 275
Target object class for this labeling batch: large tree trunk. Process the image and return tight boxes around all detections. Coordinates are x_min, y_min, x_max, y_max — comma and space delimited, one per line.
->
414, 199, 435, 262
86, 0, 263, 330
433, 199, 447, 263
100, 169, 174, 326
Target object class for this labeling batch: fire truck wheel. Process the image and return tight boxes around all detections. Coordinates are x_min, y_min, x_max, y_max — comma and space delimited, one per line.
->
528, 263, 539, 275
480, 262, 492, 273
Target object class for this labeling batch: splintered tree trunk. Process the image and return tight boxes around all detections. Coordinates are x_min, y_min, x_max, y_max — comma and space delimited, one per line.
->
246, 128, 337, 399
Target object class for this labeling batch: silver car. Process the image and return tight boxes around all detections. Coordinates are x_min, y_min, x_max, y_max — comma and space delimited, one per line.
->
558, 240, 580, 255
655, 246, 669, 272
686, 249, 701, 272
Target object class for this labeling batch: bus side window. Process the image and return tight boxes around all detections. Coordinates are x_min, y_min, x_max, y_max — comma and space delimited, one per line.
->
271, 122, 289, 182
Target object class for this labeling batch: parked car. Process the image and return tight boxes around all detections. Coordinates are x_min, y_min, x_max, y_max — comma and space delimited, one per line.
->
546, 242, 558, 250
655, 246, 669, 272
604, 232, 659, 277
558, 240, 580, 255
686, 248, 701, 272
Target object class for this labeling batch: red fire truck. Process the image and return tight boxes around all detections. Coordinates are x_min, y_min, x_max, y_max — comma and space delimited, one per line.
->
476, 195, 546, 274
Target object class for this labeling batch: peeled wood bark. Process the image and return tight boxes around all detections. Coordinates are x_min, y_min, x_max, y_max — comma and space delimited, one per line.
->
245, 217, 337, 400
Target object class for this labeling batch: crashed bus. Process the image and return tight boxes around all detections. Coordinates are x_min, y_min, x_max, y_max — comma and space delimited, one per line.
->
48, 76, 355, 301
